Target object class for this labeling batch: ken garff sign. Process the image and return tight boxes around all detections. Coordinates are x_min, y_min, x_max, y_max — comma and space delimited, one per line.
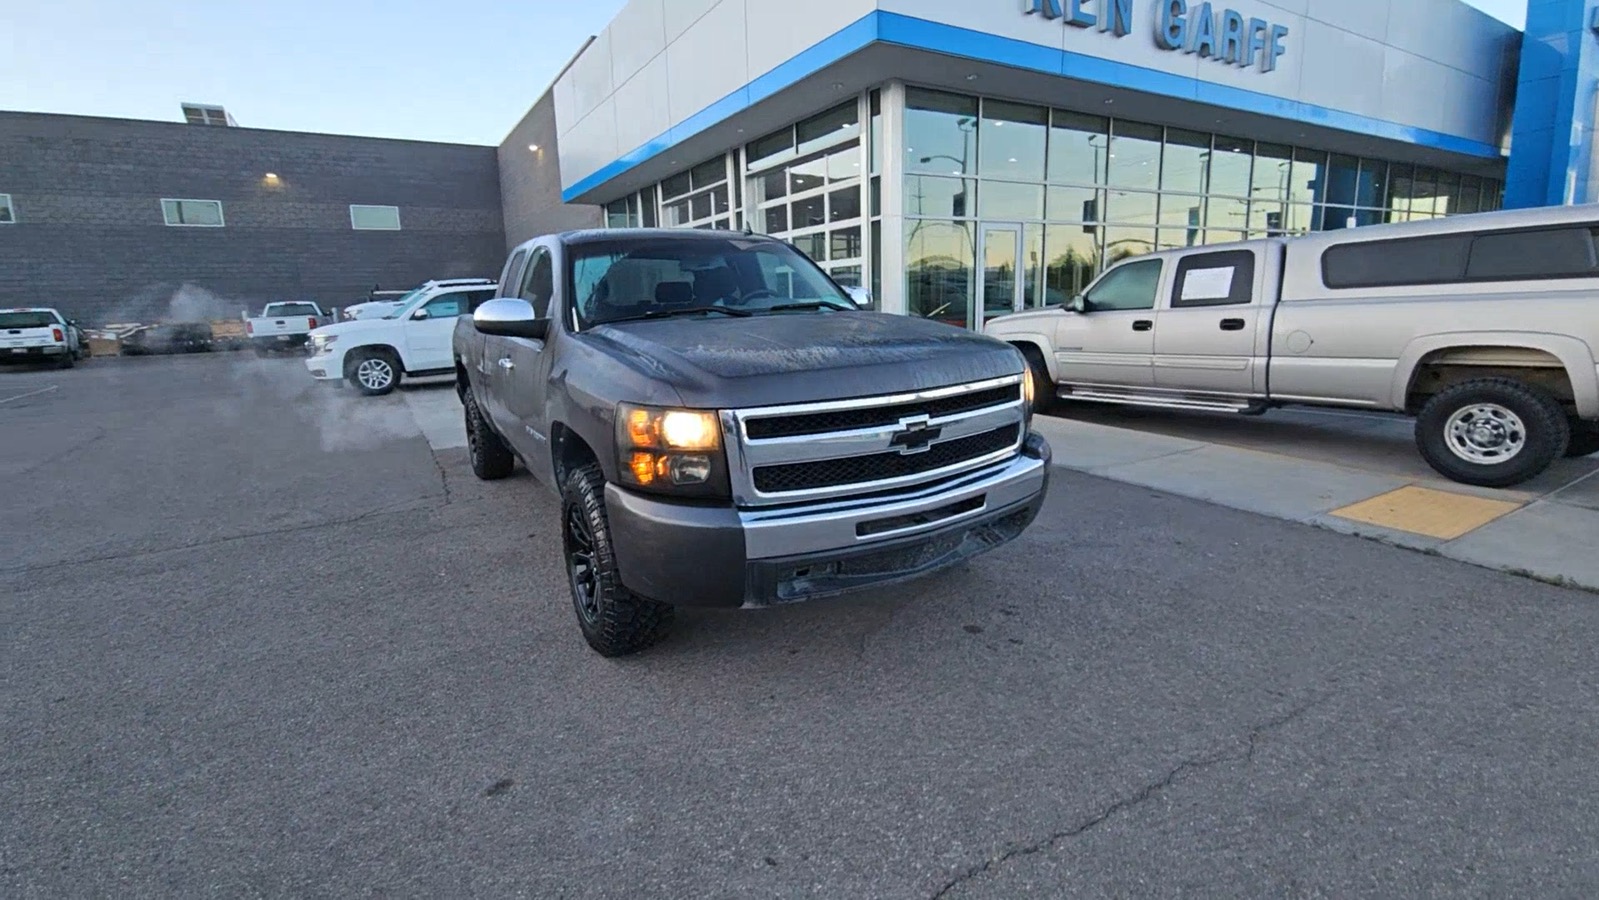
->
1025, 0, 1290, 74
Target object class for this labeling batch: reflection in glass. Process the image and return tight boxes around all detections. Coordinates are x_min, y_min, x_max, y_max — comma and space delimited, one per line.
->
979, 182, 1045, 219
1103, 226, 1157, 264
690, 158, 726, 190
797, 102, 860, 155
870, 90, 882, 175
905, 89, 979, 176
760, 170, 787, 202
1357, 159, 1388, 208
905, 175, 974, 219
1049, 111, 1109, 186
1044, 225, 1101, 301
830, 186, 862, 222
907, 220, 976, 325
831, 226, 862, 260
981, 225, 1019, 325
1162, 129, 1210, 195
1211, 136, 1253, 198
1202, 230, 1246, 245
827, 143, 862, 182
1411, 168, 1442, 215
1434, 172, 1460, 216
1023, 224, 1046, 309
764, 206, 788, 234
1322, 154, 1359, 212
792, 194, 826, 229
1047, 185, 1104, 224
1289, 149, 1325, 205
690, 193, 712, 220
790, 156, 827, 195
1103, 190, 1159, 226
1252, 144, 1292, 207
1207, 196, 1249, 233
870, 219, 882, 305
1159, 195, 1205, 233
1456, 175, 1482, 214
793, 232, 826, 262
1108, 122, 1162, 191
979, 100, 1048, 182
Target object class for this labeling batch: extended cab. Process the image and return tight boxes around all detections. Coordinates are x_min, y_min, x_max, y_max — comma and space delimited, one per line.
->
454, 229, 1051, 656
305, 282, 496, 394
245, 302, 330, 355
987, 205, 1599, 487
1, 307, 83, 368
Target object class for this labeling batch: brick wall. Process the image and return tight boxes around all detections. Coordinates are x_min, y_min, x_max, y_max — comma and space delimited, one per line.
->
497, 90, 601, 251
0, 112, 507, 324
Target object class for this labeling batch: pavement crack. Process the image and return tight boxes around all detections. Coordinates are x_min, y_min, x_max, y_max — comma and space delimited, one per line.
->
0, 499, 431, 576
929, 698, 1324, 899
428, 446, 454, 505
15, 426, 107, 477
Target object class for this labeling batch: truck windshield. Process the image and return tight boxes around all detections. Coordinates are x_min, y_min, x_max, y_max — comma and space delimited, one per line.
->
268, 303, 319, 317
567, 236, 854, 329
382, 289, 426, 319
0, 311, 57, 328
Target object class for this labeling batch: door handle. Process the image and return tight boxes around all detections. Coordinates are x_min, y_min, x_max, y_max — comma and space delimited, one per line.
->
1132, 320, 1153, 332
497, 358, 514, 371
1219, 318, 1247, 331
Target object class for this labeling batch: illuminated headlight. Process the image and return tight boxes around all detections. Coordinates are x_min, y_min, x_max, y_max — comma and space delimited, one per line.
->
1021, 373, 1034, 411
616, 403, 729, 497
311, 334, 337, 354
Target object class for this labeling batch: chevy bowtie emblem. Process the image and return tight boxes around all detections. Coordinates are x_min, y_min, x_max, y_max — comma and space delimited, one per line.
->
889, 415, 942, 454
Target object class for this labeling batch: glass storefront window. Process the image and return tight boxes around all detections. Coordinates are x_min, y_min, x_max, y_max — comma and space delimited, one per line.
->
1103, 190, 1159, 226
748, 129, 794, 166
829, 186, 861, 222
827, 143, 861, 182
905, 89, 979, 177
790, 156, 826, 194
831, 226, 862, 259
1108, 122, 1162, 191
869, 91, 882, 175
640, 185, 657, 227
1044, 224, 1101, 300
1357, 159, 1388, 208
1289, 150, 1326, 205
792, 194, 826, 229
1103, 226, 1157, 265
793, 232, 826, 262
906, 175, 974, 219
979, 100, 1048, 182
690, 158, 726, 190
979, 181, 1045, 220
1047, 185, 1104, 224
1023, 224, 1046, 308
1159, 195, 1205, 231
1456, 175, 1483, 214
1434, 172, 1460, 216
1049, 111, 1109, 186
906, 220, 975, 325
1207, 196, 1249, 233
1162, 129, 1210, 195
1210, 136, 1253, 198
797, 102, 860, 155
764, 206, 788, 234
1251, 144, 1292, 207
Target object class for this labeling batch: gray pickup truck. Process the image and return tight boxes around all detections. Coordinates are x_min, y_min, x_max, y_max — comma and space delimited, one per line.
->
453, 229, 1051, 656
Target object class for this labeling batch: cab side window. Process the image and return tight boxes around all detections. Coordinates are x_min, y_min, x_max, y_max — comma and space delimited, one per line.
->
518, 248, 554, 318
422, 294, 467, 318
1086, 259, 1162, 311
1170, 250, 1255, 308
498, 250, 528, 298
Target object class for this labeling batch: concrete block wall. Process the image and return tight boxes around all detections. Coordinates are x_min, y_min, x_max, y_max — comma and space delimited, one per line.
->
0, 112, 507, 325
497, 90, 602, 252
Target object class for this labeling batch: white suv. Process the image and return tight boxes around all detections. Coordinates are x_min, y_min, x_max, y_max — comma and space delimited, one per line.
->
305, 282, 496, 395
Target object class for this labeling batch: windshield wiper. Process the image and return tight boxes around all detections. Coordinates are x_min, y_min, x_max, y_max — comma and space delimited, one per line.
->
603, 306, 753, 324
763, 302, 851, 313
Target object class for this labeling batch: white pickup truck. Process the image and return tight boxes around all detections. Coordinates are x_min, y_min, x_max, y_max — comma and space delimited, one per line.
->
0, 307, 84, 368
304, 281, 496, 395
986, 205, 1599, 487
245, 302, 330, 355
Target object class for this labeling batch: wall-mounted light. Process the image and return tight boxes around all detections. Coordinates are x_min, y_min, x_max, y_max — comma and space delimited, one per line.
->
528, 143, 541, 153
264, 172, 279, 182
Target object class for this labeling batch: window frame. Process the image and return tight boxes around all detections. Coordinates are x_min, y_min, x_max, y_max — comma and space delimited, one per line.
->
517, 247, 555, 319
1085, 257, 1164, 312
349, 204, 402, 231
161, 198, 225, 228
0, 193, 14, 224
498, 249, 530, 298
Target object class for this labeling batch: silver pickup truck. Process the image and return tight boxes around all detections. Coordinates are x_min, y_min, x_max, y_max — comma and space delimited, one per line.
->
986, 204, 1599, 487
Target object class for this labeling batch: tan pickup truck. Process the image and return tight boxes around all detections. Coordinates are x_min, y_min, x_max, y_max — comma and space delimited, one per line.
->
986, 204, 1599, 487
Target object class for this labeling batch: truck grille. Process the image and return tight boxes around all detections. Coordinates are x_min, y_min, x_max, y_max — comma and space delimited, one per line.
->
745, 384, 1021, 439
752, 424, 1020, 494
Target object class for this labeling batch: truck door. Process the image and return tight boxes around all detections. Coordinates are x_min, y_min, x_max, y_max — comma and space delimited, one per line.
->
404, 291, 475, 372
497, 246, 557, 478
1054, 256, 1162, 388
1152, 248, 1267, 397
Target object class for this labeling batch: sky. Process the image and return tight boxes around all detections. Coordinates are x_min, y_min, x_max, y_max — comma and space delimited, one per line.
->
0, 0, 1530, 146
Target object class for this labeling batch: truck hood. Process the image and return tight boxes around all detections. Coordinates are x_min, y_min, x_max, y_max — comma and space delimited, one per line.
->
311, 320, 395, 339
984, 308, 1061, 337
584, 311, 1023, 409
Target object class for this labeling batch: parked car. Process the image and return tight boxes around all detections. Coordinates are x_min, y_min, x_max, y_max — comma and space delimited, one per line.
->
986, 204, 1599, 486
453, 229, 1052, 656
304, 282, 496, 394
245, 302, 331, 355
0, 307, 84, 368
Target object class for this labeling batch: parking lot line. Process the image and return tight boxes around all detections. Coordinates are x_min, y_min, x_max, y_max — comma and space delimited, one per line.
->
1330, 486, 1524, 541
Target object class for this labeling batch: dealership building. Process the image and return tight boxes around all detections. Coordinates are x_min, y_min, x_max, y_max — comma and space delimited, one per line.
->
5, 0, 1599, 327
503, 0, 1589, 328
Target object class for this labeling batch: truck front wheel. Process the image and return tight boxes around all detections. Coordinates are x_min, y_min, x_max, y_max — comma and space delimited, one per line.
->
1018, 344, 1055, 415
1415, 378, 1570, 487
464, 393, 514, 479
562, 463, 673, 657
347, 349, 400, 396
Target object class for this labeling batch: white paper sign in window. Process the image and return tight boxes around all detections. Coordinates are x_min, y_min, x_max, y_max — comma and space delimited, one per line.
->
1181, 266, 1236, 301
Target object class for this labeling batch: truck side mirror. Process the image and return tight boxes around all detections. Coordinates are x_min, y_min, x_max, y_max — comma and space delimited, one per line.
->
844, 285, 872, 308
411, 309, 430, 321
474, 298, 550, 341
1068, 295, 1088, 314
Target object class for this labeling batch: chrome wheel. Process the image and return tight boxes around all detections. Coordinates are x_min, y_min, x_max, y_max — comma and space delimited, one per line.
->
356, 357, 394, 392
565, 504, 601, 625
1444, 403, 1526, 465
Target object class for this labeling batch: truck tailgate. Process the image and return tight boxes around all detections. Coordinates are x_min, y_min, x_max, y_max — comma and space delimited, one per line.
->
2, 326, 62, 353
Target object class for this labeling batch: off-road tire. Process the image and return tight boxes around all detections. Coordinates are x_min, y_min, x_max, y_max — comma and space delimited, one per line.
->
347, 349, 401, 397
561, 463, 673, 657
1017, 344, 1056, 415
1415, 378, 1570, 488
464, 392, 514, 480
1566, 422, 1599, 459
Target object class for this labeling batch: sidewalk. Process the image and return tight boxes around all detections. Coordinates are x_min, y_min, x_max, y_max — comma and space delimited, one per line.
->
1031, 415, 1599, 593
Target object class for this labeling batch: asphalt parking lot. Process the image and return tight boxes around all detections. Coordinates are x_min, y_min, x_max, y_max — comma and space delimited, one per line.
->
5, 354, 1599, 897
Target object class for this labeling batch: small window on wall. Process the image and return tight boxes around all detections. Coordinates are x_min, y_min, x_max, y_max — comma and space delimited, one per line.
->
1171, 250, 1255, 308
0, 193, 14, 223
350, 205, 401, 231
162, 198, 224, 227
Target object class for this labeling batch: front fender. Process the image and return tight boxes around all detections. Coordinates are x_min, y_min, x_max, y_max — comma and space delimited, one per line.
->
994, 332, 1058, 382
1391, 332, 1599, 417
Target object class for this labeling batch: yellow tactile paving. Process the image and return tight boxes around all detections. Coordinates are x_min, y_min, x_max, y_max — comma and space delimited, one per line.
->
1330, 486, 1523, 540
